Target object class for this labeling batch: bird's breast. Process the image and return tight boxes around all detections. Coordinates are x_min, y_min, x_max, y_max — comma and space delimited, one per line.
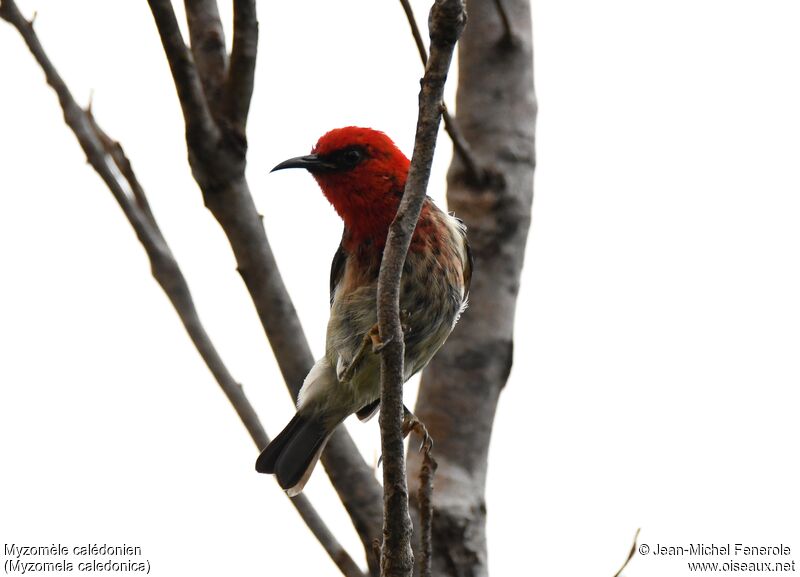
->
327, 203, 468, 383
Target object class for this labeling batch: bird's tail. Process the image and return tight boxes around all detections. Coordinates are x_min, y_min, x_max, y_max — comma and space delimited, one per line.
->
255, 410, 335, 496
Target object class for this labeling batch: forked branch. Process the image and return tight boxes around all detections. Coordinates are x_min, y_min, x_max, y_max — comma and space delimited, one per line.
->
146, 0, 217, 140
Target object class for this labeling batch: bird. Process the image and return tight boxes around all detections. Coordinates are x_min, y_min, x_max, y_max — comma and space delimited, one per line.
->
256, 126, 472, 496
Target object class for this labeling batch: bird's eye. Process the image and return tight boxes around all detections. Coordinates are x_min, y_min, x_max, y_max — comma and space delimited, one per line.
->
341, 148, 363, 167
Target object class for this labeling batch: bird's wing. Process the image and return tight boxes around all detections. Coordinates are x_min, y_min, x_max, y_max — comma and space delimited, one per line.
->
329, 240, 347, 307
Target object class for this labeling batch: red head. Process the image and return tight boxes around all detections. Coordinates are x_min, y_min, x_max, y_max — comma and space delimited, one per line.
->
272, 127, 410, 245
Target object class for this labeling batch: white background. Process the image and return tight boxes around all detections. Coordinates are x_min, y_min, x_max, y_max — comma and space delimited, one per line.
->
2, 1, 799, 576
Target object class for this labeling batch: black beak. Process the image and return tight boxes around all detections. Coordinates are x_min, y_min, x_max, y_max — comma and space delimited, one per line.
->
270, 154, 335, 173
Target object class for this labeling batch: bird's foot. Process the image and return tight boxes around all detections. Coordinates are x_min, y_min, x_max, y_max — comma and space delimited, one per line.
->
375, 408, 433, 467
403, 407, 433, 454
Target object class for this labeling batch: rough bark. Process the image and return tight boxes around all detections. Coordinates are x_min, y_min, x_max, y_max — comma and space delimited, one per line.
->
377, 2, 466, 575
407, 0, 536, 575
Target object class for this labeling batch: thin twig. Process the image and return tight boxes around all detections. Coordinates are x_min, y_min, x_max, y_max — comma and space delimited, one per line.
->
376, 1, 466, 576
88, 115, 160, 229
0, 4, 365, 575
417, 449, 438, 577
440, 108, 485, 185
398, 0, 485, 185
613, 528, 641, 577
491, 0, 517, 47
398, 0, 428, 65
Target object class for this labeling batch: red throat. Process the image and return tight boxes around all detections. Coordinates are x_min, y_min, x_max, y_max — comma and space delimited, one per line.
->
310, 127, 411, 250
313, 171, 406, 248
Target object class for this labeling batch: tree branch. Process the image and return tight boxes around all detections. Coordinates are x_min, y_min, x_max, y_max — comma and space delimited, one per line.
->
146, 0, 218, 141
87, 109, 159, 230
197, 171, 384, 574
0, 4, 365, 575
143, 0, 385, 566
377, 1, 466, 576
407, 0, 536, 574
398, 0, 428, 65
398, 0, 485, 185
183, 0, 229, 112
223, 0, 258, 129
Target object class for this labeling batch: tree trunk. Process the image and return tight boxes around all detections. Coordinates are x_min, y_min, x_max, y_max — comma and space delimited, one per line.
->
408, 0, 536, 575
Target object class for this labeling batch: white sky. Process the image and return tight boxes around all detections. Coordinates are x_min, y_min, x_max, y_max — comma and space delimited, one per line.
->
2, 1, 799, 576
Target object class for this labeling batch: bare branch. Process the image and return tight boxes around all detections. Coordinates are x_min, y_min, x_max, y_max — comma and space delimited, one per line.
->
406, 0, 537, 573
89, 116, 160, 229
440, 108, 486, 186
416, 450, 437, 577
143, 0, 384, 560
398, 0, 428, 65
0, 0, 259, 465
0, 4, 365, 574
613, 528, 641, 577
223, 0, 258, 129
184, 0, 229, 111
104, 140, 368, 577
398, 0, 486, 185
146, 0, 217, 139
197, 173, 384, 572
377, 1, 466, 575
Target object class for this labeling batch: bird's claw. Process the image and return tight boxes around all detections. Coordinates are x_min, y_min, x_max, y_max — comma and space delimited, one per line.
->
403, 411, 433, 454
375, 412, 433, 467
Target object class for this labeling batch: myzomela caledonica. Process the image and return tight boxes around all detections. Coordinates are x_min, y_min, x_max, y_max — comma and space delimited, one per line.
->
256, 127, 471, 496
